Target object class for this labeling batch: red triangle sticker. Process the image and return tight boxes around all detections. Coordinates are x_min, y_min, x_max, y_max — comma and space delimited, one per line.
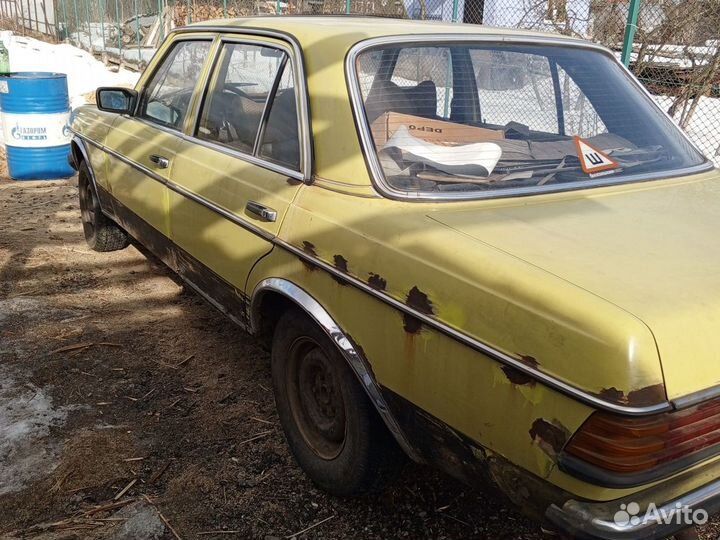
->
574, 136, 621, 175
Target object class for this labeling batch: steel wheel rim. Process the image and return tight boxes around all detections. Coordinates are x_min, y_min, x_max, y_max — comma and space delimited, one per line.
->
79, 179, 96, 233
287, 336, 347, 460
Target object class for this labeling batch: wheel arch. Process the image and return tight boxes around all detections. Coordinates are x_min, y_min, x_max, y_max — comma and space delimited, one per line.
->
250, 277, 420, 462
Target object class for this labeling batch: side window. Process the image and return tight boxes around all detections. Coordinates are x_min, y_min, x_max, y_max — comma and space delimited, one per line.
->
557, 65, 607, 138
470, 50, 607, 138
390, 47, 452, 119
197, 43, 286, 155
139, 40, 212, 130
258, 62, 300, 170
471, 50, 559, 133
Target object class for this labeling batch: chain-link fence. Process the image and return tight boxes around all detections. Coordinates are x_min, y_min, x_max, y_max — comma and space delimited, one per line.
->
0, 0, 718, 162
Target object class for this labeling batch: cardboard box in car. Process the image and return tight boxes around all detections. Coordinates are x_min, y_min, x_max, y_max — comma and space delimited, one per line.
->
370, 112, 505, 146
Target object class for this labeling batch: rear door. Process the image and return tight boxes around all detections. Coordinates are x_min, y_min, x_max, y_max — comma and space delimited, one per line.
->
105, 37, 214, 241
168, 34, 308, 311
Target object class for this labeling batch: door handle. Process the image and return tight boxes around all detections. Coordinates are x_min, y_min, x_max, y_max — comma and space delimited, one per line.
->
246, 201, 277, 222
149, 154, 170, 169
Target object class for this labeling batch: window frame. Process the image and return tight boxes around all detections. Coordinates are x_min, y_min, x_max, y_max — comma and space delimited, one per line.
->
189, 35, 306, 180
346, 34, 712, 202
135, 37, 215, 133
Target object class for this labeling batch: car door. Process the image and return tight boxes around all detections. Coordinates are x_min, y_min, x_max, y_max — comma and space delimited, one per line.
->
168, 35, 308, 318
105, 38, 214, 242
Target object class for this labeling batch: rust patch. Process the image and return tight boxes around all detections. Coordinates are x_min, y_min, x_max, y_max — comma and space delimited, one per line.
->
592, 383, 667, 407
518, 355, 540, 369
302, 241, 317, 256
300, 241, 318, 271
367, 273, 387, 291
403, 286, 434, 334
529, 418, 570, 458
501, 366, 536, 387
332, 255, 349, 286
627, 383, 667, 407
333, 255, 348, 272
597, 387, 625, 403
406, 286, 434, 314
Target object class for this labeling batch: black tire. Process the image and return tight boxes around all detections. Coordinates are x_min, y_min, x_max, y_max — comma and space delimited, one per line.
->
78, 161, 129, 252
271, 309, 404, 496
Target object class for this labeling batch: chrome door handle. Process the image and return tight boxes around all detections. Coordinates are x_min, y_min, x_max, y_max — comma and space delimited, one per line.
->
246, 201, 277, 222
149, 154, 170, 169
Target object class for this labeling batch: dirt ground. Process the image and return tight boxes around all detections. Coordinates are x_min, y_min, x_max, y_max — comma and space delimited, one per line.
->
0, 162, 718, 540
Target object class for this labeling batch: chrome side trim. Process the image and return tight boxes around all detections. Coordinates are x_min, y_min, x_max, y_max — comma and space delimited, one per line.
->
73, 131, 275, 241
166, 180, 275, 241
71, 138, 674, 416
250, 277, 420, 461
672, 384, 720, 410
344, 34, 713, 202
74, 130, 169, 186
171, 25, 314, 183
274, 237, 673, 417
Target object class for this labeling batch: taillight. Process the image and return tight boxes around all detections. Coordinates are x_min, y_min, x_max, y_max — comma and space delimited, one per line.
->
562, 398, 720, 483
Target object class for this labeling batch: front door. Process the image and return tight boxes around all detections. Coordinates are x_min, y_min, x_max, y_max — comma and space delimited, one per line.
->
105, 38, 213, 245
168, 36, 307, 316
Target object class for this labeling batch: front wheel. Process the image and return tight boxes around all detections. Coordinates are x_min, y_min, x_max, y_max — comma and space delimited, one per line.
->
271, 309, 404, 496
78, 161, 129, 252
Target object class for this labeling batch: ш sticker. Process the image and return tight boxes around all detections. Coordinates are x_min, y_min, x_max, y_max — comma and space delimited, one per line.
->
574, 136, 621, 176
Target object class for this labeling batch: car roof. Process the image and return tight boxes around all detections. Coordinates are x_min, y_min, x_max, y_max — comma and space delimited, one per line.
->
187, 15, 587, 51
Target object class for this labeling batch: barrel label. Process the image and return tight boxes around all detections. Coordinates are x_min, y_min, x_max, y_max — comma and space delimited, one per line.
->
1, 112, 71, 148
0, 81, 7, 94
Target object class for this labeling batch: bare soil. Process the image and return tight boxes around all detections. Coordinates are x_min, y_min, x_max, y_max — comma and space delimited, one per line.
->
0, 166, 718, 540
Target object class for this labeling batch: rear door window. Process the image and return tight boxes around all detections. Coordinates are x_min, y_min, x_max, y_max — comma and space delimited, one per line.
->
196, 41, 301, 171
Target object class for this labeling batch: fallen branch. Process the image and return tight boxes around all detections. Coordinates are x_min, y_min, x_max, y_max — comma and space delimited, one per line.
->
285, 515, 335, 539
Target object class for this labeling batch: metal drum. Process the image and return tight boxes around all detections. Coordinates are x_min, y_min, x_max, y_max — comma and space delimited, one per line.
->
0, 72, 74, 180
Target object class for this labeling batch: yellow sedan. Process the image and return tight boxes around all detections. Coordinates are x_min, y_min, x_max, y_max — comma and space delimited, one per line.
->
69, 16, 718, 540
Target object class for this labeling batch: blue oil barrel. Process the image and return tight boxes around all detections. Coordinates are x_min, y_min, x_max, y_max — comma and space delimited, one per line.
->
0, 72, 74, 180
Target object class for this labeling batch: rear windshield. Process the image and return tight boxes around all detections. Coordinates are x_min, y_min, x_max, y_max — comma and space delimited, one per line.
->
353, 43, 708, 197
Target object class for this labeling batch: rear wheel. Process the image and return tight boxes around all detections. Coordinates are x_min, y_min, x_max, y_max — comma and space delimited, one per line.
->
78, 161, 129, 252
271, 309, 404, 496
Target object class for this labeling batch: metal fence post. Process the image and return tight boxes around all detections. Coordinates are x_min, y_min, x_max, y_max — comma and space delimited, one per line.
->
99, 0, 106, 53
223, 0, 227, 17
158, 0, 164, 39
115, 0, 122, 55
621, 0, 641, 67
186, 0, 191, 23
60, 0, 68, 40
451, 0, 459, 22
135, 0, 140, 57
72, 0, 79, 43
345, 0, 351, 14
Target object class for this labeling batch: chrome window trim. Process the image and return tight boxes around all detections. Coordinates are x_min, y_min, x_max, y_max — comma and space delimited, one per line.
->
73, 128, 675, 417
171, 25, 313, 182
345, 34, 713, 202
136, 37, 216, 133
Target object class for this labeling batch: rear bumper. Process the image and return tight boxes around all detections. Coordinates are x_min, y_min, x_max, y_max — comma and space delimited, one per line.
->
546, 475, 720, 539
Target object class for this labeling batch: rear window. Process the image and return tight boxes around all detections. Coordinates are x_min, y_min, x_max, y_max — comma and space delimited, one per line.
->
354, 43, 708, 197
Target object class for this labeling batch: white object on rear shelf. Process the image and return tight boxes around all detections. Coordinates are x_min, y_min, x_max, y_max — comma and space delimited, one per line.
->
385, 125, 503, 177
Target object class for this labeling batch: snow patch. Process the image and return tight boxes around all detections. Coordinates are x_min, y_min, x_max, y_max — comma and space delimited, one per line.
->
1, 31, 139, 109
0, 364, 71, 495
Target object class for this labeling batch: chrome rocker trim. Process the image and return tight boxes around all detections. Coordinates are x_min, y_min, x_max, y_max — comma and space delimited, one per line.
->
250, 277, 420, 462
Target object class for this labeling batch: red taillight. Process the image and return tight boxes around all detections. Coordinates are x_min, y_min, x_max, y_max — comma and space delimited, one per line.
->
564, 398, 720, 476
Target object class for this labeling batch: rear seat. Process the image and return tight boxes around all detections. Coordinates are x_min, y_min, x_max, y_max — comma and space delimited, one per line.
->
364, 79, 438, 123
